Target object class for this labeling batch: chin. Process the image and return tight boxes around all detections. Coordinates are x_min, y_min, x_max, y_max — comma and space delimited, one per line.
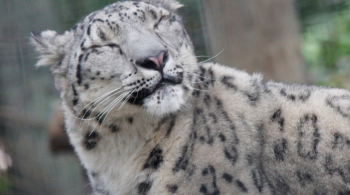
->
143, 84, 185, 116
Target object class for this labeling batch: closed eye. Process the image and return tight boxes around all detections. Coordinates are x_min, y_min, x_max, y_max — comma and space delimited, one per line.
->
154, 16, 167, 29
86, 44, 120, 50
85, 44, 123, 55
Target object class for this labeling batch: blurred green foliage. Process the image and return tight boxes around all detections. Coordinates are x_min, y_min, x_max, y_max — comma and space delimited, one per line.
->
296, 0, 350, 88
0, 176, 10, 194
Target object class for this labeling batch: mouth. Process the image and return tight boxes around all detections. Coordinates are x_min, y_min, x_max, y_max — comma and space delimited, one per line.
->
128, 78, 179, 105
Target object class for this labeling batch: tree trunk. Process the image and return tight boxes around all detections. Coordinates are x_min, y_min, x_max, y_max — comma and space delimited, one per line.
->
200, 0, 307, 83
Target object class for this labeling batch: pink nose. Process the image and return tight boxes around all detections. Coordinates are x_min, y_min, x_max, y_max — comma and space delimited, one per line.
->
137, 51, 168, 72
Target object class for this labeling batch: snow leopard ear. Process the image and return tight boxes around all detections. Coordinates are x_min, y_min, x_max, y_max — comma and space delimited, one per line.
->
30, 30, 73, 70
141, 0, 183, 11
31, 30, 74, 93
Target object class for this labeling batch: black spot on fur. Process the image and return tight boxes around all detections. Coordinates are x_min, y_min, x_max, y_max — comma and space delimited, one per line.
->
138, 181, 152, 195
85, 53, 90, 62
169, 15, 177, 23
81, 40, 87, 50
87, 25, 91, 36
222, 173, 233, 183
77, 64, 83, 85
245, 78, 260, 105
106, 20, 115, 31
218, 134, 226, 142
84, 131, 101, 150
97, 28, 106, 41
71, 84, 78, 96
324, 154, 350, 183
194, 108, 214, 145
93, 18, 105, 23
271, 109, 284, 131
192, 88, 201, 97
143, 145, 163, 170
173, 144, 190, 172
327, 95, 350, 118
199, 165, 220, 195
251, 164, 271, 193
149, 9, 157, 19
246, 154, 254, 166
297, 114, 320, 160
90, 171, 98, 178
275, 176, 290, 194
199, 127, 214, 145
236, 180, 248, 193
273, 138, 287, 161
78, 54, 84, 63
154, 116, 171, 132
224, 146, 238, 166
96, 113, 106, 125
166, 118, 176, 137
221, 76, 237, 90
208, 68, 215, 86
84, 83, 90, 90
173, 131, 196, 173
332, 133, 350, 149
296, 171, 313, 187
73, 99, 79, 105
128, 117, 133, 124
109, 124, 120, 133
72, 24, 78, 31
209, 113, 217, 123
81, 109, 92, 118
182, 85, 189, 92
280, 88, 311, 102
203, 95, 211, 106
88, 12, 98, 21
215, 97, 223, 107
167, 184, 178, 193
199, 66, 207, 80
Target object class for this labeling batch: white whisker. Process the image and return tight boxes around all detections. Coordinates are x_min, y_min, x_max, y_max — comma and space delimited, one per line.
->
199, 47, 226, 63
97, 91, 129, 120
184, 84, 208, 92
98, 89, 135, 130
80, 87, 123, 118
79, 89, 127, 129
66, 86, 123, 122
118, 89, 135, 111
88, 89, 127, 120
184, 70, 215, 81
93, 91, 130, 131
65, 87, 125, 132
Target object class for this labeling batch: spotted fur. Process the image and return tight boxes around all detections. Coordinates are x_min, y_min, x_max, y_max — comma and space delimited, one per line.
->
31, 0, 350, 194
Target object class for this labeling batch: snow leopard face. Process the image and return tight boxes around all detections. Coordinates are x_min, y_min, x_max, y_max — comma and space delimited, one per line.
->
31, 0, 198, 117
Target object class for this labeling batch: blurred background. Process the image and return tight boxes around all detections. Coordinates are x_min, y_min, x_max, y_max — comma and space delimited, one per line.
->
1, 0, 350, 194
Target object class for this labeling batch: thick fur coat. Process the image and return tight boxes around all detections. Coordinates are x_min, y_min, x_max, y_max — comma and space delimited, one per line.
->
31, 0, 350, 194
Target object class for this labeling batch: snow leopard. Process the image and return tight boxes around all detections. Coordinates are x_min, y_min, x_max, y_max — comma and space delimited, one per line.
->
31, 0, 350, 194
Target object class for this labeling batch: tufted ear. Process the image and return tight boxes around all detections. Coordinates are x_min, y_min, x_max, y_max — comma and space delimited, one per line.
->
141, 0, 183, 11
30, 30, 73, 71
31, 30, 74, 93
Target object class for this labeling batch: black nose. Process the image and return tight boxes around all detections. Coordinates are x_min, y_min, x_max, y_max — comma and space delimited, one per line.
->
136, 51, 168, 72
